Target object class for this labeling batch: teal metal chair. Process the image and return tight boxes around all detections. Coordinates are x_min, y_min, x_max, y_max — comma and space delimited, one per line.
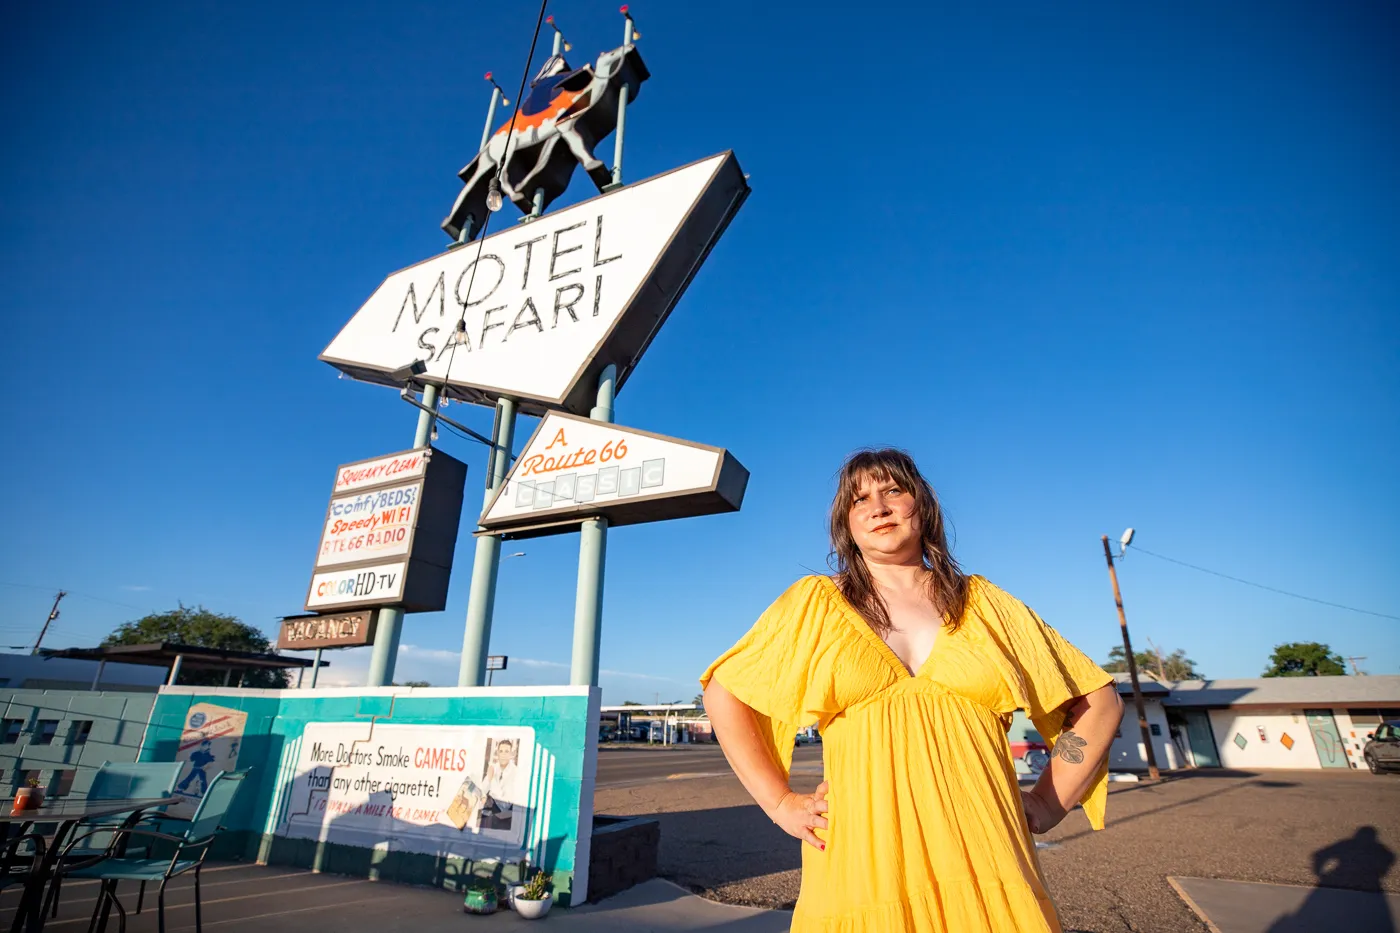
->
45, 761, 186, 918
58, 769, 249, 933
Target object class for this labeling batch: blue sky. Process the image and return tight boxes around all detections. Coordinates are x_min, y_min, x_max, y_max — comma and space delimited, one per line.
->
2, 1, 1396, 699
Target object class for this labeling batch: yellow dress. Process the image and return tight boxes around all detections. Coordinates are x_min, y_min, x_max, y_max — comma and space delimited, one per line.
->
700, 575, 1113, 933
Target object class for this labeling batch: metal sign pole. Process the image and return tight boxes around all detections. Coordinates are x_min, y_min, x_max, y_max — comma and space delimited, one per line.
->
570, 364, 616, 686
366, 386, 438, 687
607, 9, 636, 189
458, 397, 518, 686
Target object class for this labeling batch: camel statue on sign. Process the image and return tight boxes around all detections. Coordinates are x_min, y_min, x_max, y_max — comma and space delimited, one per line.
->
442, 44, 650, 242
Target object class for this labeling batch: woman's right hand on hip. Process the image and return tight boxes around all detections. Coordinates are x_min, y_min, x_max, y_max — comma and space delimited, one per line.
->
767, 781, 829, 850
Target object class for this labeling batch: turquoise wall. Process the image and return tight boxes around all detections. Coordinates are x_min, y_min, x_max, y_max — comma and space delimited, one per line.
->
142, 687, 597, 904
0, 691, 155, 795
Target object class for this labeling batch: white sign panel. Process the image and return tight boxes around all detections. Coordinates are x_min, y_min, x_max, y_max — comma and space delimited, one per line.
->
332, 449, 429, 495
306, 561, 407, 610
280, 723, 536, 858
480, 412, 748, 534
320, 152, 748, 416
315, 481, 421, 568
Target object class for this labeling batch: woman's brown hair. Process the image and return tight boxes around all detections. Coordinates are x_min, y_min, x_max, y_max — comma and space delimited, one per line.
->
827, 448, 969, 636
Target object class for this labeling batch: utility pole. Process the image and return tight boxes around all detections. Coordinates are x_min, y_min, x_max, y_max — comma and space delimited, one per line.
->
32, 591, 66, 655
1101, 537, 1160, 780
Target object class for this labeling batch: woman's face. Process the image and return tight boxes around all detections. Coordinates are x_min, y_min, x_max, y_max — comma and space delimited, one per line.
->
847, 473, 923, 565
494, 743, 514, 767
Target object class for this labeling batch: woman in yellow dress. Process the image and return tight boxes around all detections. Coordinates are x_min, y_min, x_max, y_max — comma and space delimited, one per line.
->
701, 449, 1124, 932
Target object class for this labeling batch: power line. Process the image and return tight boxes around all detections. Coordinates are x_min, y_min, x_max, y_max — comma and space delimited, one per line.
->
0, 582, 150, 613
1129, 546, 1400, 622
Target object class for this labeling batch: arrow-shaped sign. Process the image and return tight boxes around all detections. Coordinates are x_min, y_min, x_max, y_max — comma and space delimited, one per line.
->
479, 412, 749, 538
321, 152, 748, 417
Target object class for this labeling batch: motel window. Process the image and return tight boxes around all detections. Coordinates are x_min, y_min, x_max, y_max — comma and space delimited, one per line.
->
1348, 709, 1384, 727
1150, 723, 1162, 736
1, 719, 22, 744
33, 720, 59, 746
69, 721, 93, 745
50, 770, 76, 797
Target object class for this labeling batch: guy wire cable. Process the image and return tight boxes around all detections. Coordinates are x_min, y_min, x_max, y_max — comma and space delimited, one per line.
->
439, 0, 551, 407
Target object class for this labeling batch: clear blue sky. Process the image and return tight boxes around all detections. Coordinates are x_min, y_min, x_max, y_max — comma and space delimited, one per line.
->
3, 1, 1397, 699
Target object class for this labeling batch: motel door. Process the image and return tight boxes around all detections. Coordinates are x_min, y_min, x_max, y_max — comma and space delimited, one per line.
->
1304, 710, 1349, 769
1179, 710, 1221, 768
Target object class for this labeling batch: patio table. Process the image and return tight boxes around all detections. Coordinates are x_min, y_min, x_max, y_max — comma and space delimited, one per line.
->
1, 796, 180, 933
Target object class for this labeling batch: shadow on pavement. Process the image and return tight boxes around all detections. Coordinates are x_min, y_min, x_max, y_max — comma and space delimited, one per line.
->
1267, 827, 1397, 933
647, 804, 802, 899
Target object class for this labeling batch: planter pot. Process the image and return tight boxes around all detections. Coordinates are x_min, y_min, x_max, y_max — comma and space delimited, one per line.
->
462, 887, 498, 915
505, 883, 527, 908
12, 788, 43, 814
514, 896, 553, 920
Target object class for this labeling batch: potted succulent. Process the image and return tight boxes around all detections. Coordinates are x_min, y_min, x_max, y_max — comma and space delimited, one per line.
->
461, 878, 499, 915
513, 869, 553, 920
12, 776, 44, 813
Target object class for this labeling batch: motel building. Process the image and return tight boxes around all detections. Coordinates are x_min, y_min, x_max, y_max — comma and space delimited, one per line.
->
1008, 673, 1400, 773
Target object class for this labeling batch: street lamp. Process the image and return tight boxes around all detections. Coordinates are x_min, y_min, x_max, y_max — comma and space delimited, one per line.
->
1101, 529, 1160, 781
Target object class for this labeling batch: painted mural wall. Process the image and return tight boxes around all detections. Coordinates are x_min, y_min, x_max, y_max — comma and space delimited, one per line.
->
141, 684, 600, 903
1206, 709, 1323, 769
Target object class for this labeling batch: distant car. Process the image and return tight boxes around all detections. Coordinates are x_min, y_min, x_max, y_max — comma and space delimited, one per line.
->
1363, 721, 1400, 774
795, 730, 822, 745
1010, 730, 1050, 773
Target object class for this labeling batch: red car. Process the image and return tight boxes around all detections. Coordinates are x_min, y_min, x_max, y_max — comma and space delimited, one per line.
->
1010, 730, 1050, 773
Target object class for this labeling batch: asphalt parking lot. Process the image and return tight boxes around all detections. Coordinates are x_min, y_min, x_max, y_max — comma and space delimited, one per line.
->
592, 765, 1400, 933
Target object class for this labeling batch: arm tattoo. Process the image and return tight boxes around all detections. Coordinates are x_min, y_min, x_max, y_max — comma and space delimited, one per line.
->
1050, 730, 1087, 764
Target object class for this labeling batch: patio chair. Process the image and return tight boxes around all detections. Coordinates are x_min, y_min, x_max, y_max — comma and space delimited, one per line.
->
0, 829, 46, 890
58, 769, 249, 933
45, 760, 185, 918
1, 830, 48, 932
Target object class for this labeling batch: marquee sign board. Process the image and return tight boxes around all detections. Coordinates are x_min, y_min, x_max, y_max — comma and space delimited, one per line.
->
304, 447, 468, 613
320, 151, 749, 417
277, 610, 377, 650
479, 412, 749, 539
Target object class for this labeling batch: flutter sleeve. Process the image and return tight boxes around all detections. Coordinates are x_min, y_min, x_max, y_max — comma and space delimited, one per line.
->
981, 581, 1116, 829
699, 577, 842, 777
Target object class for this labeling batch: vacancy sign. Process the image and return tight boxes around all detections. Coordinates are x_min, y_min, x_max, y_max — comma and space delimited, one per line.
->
480, 412, 749, 537
320, 152, 749, 417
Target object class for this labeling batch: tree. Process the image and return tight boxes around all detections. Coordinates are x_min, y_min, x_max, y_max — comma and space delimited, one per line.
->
692, 693, 705, 708
1103, 645, 1202, 681
1263, 642, 1346, 677
103, 604, 289, 688
621, 700, 643, 706
394, 681, 432, 688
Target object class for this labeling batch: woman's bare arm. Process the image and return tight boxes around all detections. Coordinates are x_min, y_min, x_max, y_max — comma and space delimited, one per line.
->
1022, 681, 1124, 833
704, 677, 829, 848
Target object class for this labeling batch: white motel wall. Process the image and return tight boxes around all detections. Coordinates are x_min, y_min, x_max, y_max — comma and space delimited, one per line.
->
1097, 677, 1181, 771
1205, 709, 1321, 769
1162, 675, 1400, 772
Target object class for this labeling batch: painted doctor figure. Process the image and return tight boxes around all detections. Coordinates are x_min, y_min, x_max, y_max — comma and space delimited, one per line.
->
479, 739, 522, 831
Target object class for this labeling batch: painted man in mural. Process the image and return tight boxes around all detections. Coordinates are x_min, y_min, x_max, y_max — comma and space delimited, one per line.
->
478, 738, 523, 831
177, 739, 216, 796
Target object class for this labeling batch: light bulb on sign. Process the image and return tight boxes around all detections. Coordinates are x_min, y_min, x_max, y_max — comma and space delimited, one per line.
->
431, 427, 439, 442
486, 177, 504, 212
